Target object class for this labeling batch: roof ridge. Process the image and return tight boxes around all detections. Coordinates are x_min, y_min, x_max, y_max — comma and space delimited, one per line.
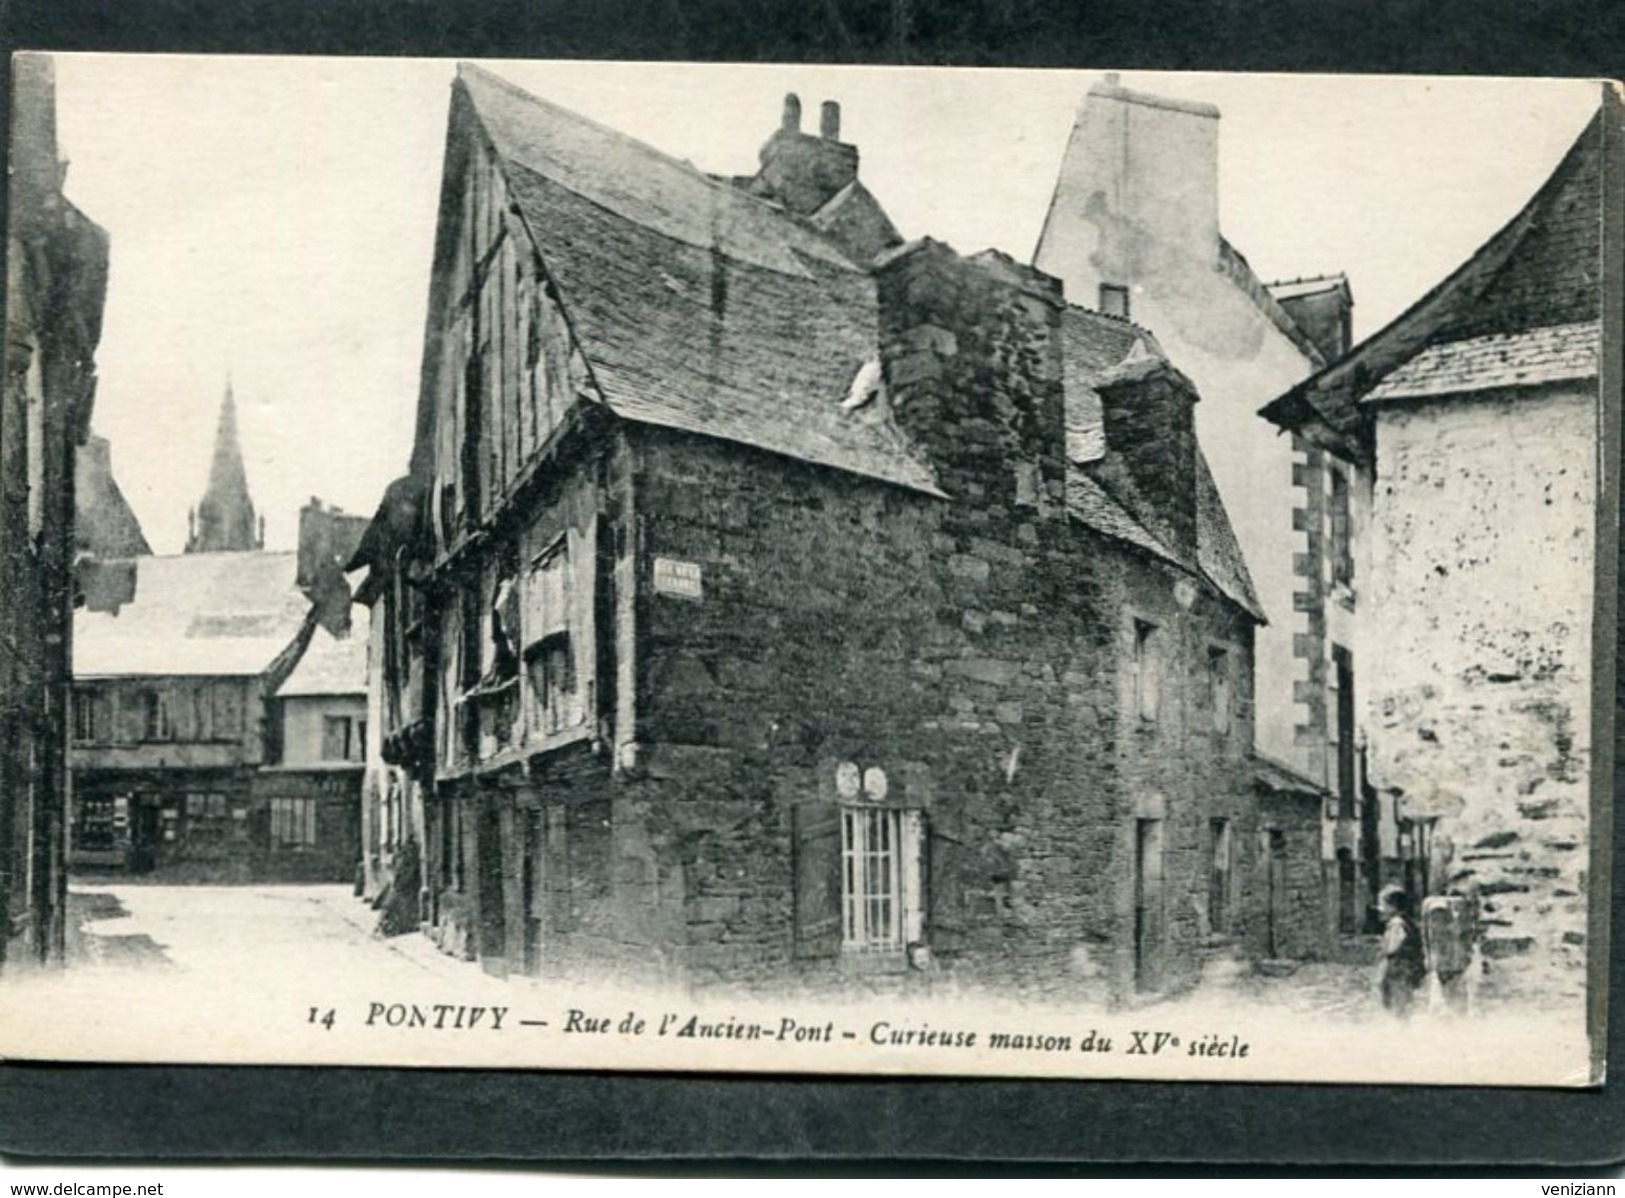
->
1260, 104, 1603, 434
457, 63, 860, 268
1217, 236, 1327, 369
456, 64, 719, 187
1263, 271, 1348, 288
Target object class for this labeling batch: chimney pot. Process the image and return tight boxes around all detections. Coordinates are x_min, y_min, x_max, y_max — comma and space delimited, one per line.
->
782, 93, 802, 132
820, 100, 841, 140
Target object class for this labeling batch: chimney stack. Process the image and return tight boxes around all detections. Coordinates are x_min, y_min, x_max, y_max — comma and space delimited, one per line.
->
1034, 77, 1222, 294
750, 93, 859, 218
820, 100, 841, 141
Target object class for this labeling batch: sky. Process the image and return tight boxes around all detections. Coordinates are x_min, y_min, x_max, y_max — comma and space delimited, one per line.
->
46, 55, 1602, 554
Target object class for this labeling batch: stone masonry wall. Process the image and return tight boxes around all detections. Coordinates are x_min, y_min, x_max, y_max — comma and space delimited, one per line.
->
1367, 385, 1596, 1006
516, 243, 1273, 1004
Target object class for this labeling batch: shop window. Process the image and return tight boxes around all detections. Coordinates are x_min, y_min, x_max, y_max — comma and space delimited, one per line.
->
270, 797, 318, 848
76, 796, 118, 852
185, 792, 229, 844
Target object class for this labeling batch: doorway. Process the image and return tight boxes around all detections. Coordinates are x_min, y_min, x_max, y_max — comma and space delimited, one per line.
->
1263, 828, 1286, 958
1133, 818, 1165, 992
521, 808, 544, 976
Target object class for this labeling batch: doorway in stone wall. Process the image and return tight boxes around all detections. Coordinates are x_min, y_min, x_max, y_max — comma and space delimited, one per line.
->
1263, 828, 1287, 958
1133, 818, 1165, 993
521, 807, 544, 975
1337, 847, 1359, 935
476, 796, 507, 974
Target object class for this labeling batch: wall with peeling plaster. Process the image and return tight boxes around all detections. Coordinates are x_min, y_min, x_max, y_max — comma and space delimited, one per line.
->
1367, 384, 1595, 1003
1034, 81, 1324, 786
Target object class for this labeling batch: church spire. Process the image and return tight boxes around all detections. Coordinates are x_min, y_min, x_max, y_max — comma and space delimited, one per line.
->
185, 377, 262, 553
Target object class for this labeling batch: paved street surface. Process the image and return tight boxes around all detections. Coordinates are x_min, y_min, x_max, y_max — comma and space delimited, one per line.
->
65, 882, 495, 993
64, 882, 1386, 1016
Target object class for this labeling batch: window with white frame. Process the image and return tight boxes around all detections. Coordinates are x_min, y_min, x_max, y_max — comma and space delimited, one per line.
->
794, 763, 925, 960
843, 806, 905, 951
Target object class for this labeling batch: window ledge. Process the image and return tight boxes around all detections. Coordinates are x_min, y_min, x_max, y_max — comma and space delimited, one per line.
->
838, 948, 910, 975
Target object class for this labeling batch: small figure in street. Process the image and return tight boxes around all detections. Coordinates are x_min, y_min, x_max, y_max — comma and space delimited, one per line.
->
1378, 883, 1426, 1017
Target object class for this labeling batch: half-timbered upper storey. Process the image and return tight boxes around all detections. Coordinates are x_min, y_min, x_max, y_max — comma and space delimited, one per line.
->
385, 65, 1266, 794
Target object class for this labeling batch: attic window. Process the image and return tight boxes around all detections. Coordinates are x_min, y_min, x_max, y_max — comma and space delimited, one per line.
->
1099, 284, 1130, 320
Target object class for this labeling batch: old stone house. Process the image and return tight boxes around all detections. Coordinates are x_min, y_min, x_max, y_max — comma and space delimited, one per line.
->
1035, 76, 1375, 951
1260, 100, 1613, 1008
1, 54, 109, 973
351, 65, 1324, 1003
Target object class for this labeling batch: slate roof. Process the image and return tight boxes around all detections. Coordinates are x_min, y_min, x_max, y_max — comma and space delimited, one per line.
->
277, 605, 369, 697
454, 65, 941, 496
1060, 308, 1264, 622
1218, 237, 1327, 370
1262, 107, 1604, 444
1252, 751, 1330, 798
1365, 321, 1599, 403
75, 552, 310, 678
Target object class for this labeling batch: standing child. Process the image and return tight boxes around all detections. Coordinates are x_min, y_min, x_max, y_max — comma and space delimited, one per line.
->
1378, 884, 1426, 1017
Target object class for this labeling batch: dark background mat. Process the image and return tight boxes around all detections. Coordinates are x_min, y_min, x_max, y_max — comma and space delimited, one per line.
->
3, 0, 1624, 1167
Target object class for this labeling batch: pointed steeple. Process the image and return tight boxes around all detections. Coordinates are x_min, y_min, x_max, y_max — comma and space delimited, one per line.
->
185, 377, 262, 553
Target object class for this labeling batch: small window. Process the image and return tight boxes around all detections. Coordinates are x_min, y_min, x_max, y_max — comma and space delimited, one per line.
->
843, 807, 904, 951
1132, 619, 1160, 722
73, 688, 103, 744
1333, 645, 1357, 820
795, 766, 925, 960
1207, 646, 1231, 734
1329, 465, 1353, 589
1099, 283, 1130, 320
322, 715, 363, 762
270, 797, 318, 848
527, 633, 578, 736
142, 690, 174, 742
1209, 819, 1234, 935
211, 684, 242, 737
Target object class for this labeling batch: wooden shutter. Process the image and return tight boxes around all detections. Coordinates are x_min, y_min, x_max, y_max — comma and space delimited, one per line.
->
926, 809, 968, 953
792, 801, 843, 960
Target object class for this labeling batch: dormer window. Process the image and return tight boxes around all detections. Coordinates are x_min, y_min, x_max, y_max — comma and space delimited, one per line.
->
1099, 283, 1130, 320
